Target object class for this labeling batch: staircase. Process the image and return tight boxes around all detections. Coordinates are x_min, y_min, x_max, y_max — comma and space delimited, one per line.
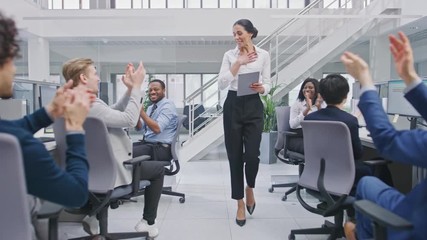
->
180, 0, 402, 162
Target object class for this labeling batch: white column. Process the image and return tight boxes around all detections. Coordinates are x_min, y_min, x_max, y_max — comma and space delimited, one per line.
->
369, 35, 391, 83
28, 37, 51, 82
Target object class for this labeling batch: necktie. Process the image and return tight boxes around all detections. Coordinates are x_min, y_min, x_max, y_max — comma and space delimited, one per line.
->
149, 104, 158, 118
144, 104, 157, 133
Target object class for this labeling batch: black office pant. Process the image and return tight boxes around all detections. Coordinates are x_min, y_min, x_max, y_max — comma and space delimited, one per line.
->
132, 143, 167, 224
223, 91, 264, 200
133, 141, 172, 163
287, 128, 304, 154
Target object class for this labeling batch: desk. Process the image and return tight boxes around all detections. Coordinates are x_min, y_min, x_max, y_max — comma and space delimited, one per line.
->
359, 127, 413, 194
359, 127, 374, 149
35, 129, 56, 152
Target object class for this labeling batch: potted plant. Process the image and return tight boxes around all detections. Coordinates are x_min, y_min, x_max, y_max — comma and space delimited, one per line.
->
259, 83, 281, 164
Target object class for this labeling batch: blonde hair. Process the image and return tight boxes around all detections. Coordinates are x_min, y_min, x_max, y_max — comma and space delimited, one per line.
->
62, 58, 94, 87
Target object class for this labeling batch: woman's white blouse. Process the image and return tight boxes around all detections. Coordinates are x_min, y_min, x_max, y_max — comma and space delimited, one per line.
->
289, 99, 326, 129
218, 46, 271, 96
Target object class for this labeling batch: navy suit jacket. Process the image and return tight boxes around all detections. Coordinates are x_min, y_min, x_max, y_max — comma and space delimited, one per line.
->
358, 83, 427, 240
0, 108, 89, 208
304, 105, 363, 160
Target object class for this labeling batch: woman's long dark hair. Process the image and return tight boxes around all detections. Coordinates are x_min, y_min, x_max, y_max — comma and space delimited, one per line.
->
296, 78, 319, 103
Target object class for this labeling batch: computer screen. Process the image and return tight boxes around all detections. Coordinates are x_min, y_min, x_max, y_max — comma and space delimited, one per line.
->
39, 85, 57, 133
387, 80, 427, 117
39, 85, 57, 108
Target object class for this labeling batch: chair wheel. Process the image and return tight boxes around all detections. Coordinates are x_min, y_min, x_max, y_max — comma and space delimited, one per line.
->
179, 197, 185, 203
288, 233, 295, 240
268, 187, 274, 193
282, 195, 288, 201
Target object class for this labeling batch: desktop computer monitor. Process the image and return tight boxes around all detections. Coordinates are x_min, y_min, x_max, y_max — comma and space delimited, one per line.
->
39, 85, 58, 133
387, 80, 427, 118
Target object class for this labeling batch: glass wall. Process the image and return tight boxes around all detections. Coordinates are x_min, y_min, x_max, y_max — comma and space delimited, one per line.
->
47, 0, 367, 9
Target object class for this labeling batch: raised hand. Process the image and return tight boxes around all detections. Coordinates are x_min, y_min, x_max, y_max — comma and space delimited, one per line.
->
341, 51, 373, 87
315, 93, 323, 109
129, 61, 146, 90
304, 90, 313, 109
46, 80, 74, 119
63, 84, 93, 132
389, 31, 419, 85
121, 63, 134, 90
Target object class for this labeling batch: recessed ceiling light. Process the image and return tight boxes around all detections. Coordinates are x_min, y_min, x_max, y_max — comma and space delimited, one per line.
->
409, 26, 419, 30
161, 37, 167, 40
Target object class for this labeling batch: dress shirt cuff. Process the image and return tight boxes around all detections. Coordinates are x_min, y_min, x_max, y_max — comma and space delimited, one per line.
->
403, 78, 422, 94
66, 130, 85, 135
359, 85, 376, 97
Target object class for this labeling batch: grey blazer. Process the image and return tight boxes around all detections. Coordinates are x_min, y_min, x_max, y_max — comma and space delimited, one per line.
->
88, 88, 143, 187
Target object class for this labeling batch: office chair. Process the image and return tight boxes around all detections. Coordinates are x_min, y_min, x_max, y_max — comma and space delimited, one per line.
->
53, 118, 151, 240
289, 121, 356, 240
353, 200, 413, 240
0, 133, 33, 240
269, 106, 305, 201
182, 104, 208, 132
158, 115, 186, 203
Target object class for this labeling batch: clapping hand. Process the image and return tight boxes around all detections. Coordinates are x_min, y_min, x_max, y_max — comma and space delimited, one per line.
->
315, 93, 323, 109
63, 84, 94, 132
341, 51, 373, 87
389, 31, 419, 85
121, 63, 134, 91
304, 90, 313, 109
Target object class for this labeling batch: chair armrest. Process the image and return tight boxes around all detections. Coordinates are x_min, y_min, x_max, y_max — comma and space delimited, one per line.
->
354, 200, 413, 230
122, 155, 151, 194
37, 201, 63, 219
123, 155, 151, 166
363, 157, 391, 166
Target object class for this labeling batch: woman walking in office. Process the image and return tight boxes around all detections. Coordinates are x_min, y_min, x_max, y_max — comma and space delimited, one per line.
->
288, 78, 324, 153
218, 19, 271, 227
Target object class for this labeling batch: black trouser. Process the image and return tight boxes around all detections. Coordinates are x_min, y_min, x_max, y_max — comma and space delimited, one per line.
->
223, 91, 264, 200
133, 141, 172, 163
132, 143, 168, 224
287, 128, 304, 154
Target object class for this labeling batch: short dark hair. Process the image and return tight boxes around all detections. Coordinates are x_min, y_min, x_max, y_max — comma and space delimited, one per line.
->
319, 74, 349, 105
297, 78, 319, 102
150, 79, 166, 89
0, 12, 20, 68
234, 19, 258, 39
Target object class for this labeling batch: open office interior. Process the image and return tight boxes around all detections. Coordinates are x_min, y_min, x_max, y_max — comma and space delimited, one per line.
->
1, 0, 427, 239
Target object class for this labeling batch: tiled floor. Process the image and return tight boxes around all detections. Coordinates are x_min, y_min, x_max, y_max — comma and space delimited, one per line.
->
54, 143, 343, 240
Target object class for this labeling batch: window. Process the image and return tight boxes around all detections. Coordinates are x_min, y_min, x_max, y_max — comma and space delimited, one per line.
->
289, 0, 304, 8
168, 0, 184, 8
187, 0, 201, 8
254, 0, 271, 8
167, 74, 184, 108
237, 0, 253, 8
185, 74, 202, 104
133, 0, 142, 8
63, 0, 80, 9
115, 0, 132, 9
202, 74, 219, 109
219, 0, 232, 8
278, 0, 288, 8
203, 0, 218, 8
151, 0, 166, 8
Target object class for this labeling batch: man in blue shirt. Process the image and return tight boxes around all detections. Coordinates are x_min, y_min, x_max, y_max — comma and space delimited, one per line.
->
134, 79, 178, 162
0, 11, 93, 239
342, 32, 427, 240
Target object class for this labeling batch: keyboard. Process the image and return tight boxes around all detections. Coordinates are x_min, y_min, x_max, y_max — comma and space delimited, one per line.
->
38, 137, 55, 143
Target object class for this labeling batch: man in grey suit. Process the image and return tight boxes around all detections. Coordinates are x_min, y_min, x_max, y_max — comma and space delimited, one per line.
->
62, 58, 163, 238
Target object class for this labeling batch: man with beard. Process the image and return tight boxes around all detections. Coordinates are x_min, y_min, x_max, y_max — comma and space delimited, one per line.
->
134, 79, 178, 163
0, 11, 93, 239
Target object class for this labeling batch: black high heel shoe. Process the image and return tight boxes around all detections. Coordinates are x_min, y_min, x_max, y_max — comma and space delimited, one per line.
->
235, 218, 246, 227
246, 202, 256, 215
